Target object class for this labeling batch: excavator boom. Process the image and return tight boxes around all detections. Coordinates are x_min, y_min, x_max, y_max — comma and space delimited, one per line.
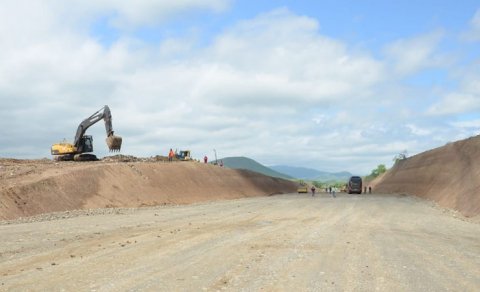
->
73, 105, 122, 152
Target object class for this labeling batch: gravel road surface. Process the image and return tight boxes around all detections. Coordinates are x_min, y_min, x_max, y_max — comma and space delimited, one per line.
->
1, 193, 479, 291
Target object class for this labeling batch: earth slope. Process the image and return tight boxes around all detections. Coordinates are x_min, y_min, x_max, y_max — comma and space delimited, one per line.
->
0, 159, 297, 220
372, 135, 480, 217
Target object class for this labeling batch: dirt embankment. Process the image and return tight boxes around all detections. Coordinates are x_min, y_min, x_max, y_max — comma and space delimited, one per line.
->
372, 135, 480, 217
0, 159, 297, 220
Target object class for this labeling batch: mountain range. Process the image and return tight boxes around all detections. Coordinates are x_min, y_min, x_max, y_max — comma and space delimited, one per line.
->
213, 157, 352, 181
270, 165, 352, 181
212, 157, 293, 179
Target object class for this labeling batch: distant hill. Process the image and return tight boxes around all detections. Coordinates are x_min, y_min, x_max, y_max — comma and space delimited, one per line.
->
213, 157, 293, 179
270, 165, 352, 181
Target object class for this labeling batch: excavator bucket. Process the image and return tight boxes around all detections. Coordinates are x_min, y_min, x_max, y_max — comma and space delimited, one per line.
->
106, 135, 122, 152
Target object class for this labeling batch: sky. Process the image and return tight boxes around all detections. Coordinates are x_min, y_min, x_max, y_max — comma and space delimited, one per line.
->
1, 0, 479, 175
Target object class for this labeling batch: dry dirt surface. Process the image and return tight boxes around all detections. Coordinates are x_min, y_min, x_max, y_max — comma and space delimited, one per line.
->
0, 157, 297, 220
1, 193, 479, 291
371, 135, 480, 217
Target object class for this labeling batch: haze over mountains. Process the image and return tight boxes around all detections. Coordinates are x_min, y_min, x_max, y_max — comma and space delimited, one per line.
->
215, 157, 352, 181
212, 157, 292, 179
270, 165, 352, 181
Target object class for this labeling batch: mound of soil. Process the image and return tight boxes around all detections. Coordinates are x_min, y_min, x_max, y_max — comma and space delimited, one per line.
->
372, 135, 480, 217
0, 160, 297, 220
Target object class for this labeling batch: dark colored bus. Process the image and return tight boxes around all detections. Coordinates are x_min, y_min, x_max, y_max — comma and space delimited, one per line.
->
347, 176, 363, 194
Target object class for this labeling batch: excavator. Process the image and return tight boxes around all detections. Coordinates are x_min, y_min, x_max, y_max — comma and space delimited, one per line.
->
51, 105, 122, 161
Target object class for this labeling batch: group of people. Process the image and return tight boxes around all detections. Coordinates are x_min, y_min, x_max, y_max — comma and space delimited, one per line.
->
309, 185, 373, 197
309, 185, 337, 197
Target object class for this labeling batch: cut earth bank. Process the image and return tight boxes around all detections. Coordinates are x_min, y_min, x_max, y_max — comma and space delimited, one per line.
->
0, 159, 297, 221
371, 135, 480, 218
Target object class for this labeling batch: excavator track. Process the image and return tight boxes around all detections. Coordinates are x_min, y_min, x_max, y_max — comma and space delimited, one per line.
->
73, 154, 98, 161
54, 154, 75, 161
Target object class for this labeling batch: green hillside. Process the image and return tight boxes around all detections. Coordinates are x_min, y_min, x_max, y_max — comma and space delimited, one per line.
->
213, 157, 292, 179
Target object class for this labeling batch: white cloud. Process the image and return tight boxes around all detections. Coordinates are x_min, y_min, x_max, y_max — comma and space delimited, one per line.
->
0, 3, 474, 174
428, 66, 480, 115
44, 0, 231, 30
406, 124, 431, 136
427, 92, 480, 115
461, 9, 480, 42
450, 119, 480, 129
197, 9, 384, 106
383, 31, 446, 76
105, 0, 229, 29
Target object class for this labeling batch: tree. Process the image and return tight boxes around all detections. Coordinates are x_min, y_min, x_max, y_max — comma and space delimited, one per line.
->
370, 164, 387, 178
393, 150, 408, 163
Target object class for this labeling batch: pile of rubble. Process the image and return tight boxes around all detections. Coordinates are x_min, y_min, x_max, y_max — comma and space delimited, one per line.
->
101, 154, 170, 163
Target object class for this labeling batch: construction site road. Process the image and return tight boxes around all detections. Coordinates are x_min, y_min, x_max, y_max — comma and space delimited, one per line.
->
1, 193, 479, 291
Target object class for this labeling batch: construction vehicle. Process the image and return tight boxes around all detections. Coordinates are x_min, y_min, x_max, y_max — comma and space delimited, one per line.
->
347, 176, 363, 194
175, 150, 192, 161
297, 181, 308, 193
51, 105, 122, 161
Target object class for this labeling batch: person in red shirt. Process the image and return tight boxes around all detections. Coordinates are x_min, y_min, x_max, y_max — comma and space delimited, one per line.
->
168, 148, 174, 162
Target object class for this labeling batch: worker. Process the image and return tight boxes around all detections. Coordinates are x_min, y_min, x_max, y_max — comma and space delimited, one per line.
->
311, 185, 316, 197
204, 155, 208, 163
332, 186, 337, 198
168, 148, 174, 162
369, 186, 372, 194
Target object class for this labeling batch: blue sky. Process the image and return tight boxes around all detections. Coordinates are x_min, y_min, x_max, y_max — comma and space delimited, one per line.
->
0, 0, 479, 174
93, 1, 478, 47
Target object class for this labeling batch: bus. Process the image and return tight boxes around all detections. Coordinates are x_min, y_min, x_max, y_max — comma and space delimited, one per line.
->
347, 176, 363, 194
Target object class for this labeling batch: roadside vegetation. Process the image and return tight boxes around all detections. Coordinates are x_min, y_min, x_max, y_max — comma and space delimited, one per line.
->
365, 164, 387, 181
295, 179, 347, 190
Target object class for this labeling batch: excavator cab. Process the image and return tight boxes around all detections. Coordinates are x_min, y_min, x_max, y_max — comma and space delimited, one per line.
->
78, 135, 94, 153
67, 135, 97, 161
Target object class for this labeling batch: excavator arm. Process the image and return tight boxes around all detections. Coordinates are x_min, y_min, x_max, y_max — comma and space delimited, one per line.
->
73, 105, 121, 151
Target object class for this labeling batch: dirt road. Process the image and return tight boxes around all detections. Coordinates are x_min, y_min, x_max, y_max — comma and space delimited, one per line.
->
1, 193, 479, 291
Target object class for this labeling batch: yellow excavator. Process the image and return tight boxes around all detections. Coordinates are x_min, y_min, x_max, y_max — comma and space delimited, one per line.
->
51, 105, 122, 161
